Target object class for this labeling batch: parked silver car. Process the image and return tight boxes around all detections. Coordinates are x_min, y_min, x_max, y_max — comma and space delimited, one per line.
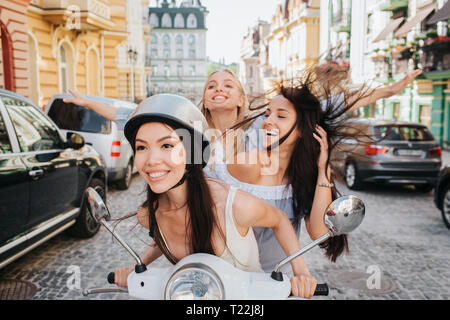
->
331, 118, 442, 192
45, 94, 137, 189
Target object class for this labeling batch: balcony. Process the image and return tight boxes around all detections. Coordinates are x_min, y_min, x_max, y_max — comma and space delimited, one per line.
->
31, 0, 114, 30
418, 38, 450, 73
390, 46, 414, 76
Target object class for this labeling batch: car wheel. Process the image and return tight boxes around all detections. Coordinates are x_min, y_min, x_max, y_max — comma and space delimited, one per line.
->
414, 183, 434, 193
345, 162, 363, 190
116, 159, 133, 190
68, 178, 105, 238
441, 184, 450, 229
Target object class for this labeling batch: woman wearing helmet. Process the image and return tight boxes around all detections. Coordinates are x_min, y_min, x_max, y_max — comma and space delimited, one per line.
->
113, 93, 318, 298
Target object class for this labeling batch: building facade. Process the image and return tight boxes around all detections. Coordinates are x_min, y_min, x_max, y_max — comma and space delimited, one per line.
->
24, 0, 151, 109
0, 0, 32, 100
239, 20, 270, 98
239, 0, 321, 94
148, 0, 208, 104
261, 0, 321, 91
320, 0, 450, 146
117, 0, 152, 102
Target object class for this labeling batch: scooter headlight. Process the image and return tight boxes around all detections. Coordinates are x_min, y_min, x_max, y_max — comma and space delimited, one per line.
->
164, 263, 224, 300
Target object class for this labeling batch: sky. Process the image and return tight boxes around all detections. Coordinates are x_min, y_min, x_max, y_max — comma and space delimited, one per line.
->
201, 0, 278, 64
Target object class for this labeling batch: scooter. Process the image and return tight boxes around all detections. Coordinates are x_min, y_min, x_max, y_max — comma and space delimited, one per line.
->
82, 187, 365, 300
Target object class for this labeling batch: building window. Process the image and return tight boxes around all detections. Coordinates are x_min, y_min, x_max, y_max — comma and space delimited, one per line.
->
152, 65, 157, 76
188, 34, 196, 45
164, 65, 170, 77
58, 44, 74, 93
163, 49, 171, 59
151, 49, 158, 58
177, 65, 183, 76
163, 34, 170, 46
189, 65, 196, 76
174, 13, 185, 28
175, 34, 183, 45
151, 34, 158, 44
189, 49, 196, 58
149, 13, 159, 27
162, 13, 172, 28
176, 49, 183, 59
187, 13, 197, 28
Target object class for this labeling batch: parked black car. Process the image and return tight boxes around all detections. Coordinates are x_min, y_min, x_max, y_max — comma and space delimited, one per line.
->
434, 166, 450, 229
0, 89, 107, 269
330, 118, 442, 192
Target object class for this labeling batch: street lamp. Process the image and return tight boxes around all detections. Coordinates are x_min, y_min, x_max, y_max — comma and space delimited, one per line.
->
128, 48, 138, 102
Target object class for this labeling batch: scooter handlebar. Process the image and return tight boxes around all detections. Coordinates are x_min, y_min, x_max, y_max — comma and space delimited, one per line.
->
314, 283, 329, 296
107, 272, 115, 284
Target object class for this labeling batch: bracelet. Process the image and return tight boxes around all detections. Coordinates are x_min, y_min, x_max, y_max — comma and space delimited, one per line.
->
317, 182, 334, 188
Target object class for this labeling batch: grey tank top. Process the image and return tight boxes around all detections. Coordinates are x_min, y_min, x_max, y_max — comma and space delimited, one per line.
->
205, 163, 303, 276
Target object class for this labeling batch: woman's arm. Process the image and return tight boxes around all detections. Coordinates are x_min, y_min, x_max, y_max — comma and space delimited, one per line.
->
346, 69, 422, 113
63, 89, 117, 121
233, 190, 317, 298
305, 125, 333, 239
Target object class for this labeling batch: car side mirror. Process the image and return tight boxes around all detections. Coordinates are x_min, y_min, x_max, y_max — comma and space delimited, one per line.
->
65, 132, 85, 149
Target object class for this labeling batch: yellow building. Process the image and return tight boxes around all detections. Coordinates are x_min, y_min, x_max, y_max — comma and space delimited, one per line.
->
1, 0, 32, 98
263, 0, 321, 90
25, 0, 138, 109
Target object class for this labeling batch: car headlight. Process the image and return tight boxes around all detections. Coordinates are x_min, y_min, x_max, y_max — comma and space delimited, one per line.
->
164, 263, 224, 300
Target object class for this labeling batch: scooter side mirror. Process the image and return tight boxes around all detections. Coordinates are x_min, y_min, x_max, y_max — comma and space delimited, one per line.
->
324, 195, 365, 236
272, 195, 365, 279
85, 187, 146, 273
86, 187, 111, 222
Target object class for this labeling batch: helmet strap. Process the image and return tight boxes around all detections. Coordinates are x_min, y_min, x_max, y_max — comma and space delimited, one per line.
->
168, 165, 192, 190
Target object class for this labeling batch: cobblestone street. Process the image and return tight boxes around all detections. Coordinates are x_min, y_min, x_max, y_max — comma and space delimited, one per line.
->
1, 170, 449, 300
